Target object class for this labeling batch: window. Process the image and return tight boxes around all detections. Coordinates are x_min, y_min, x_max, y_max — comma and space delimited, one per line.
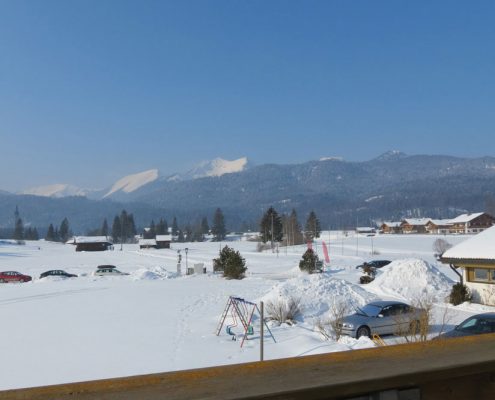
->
474, 269, 489, 281
469, 267, 495, 284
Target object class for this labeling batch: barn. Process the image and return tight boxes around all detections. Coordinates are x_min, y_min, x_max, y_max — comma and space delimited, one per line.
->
156, 234, 172, 249
74, 236, 114, 252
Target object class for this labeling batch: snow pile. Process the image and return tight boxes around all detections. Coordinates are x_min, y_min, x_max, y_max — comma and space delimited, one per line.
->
131, 266, 176, 280
369, 259, 453, 302
261, 274, 378, 320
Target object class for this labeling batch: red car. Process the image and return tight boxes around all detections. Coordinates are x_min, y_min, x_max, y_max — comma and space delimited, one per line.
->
0, 271, 32, 283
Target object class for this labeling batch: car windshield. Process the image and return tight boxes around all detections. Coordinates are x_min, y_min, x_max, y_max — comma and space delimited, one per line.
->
356, 304, 382, 317
457, 316, 495, 333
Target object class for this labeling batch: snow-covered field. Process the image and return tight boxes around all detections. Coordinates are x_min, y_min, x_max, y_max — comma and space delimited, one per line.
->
0, 232, 492, 390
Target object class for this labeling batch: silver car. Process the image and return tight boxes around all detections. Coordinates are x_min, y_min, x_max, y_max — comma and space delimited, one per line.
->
94, 265, 129, 276
340, 300, 422, 339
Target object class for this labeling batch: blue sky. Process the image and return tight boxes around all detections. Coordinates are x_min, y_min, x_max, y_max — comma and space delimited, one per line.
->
1, 0, 494, 191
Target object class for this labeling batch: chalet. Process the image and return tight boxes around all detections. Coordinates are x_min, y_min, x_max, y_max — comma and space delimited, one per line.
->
426, 219, 453, 234
400, 218, 431, 234
441, 226, 495, 305
380, 222, 402, 234
139, 238, 157, 249
74, 236, 113, 252
448, 212, 495, 234
156, 234, 172, 249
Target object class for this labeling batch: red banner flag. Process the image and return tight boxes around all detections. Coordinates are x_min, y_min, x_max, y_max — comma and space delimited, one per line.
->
322, 241, 330, 263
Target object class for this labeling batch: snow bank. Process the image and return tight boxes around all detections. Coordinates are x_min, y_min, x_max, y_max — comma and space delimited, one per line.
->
131, 266, 177, 280
261, 273, 378, 320
369, 258, 453, 302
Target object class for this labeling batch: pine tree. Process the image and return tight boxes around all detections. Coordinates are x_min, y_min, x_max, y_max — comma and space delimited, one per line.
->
299, 248, 320, 274
260, 206, 283, 244
32, 227, 39, 241
171, 217, 179, 237
213, 245, 247, 279
177, 230, 185, 242
156, 218, 168, 235
45, 224, 56, 241
101, 218, 109, 237
305, 210, 321, 241
59, 217, 70, 243
201, 217, 209, 235
12, 206, 24, 241
211, 208, 226, 241
112, 215, 121, 243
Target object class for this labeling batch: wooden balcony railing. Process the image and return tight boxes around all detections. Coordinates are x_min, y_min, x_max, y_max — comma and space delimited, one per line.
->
1, 333, 494, 400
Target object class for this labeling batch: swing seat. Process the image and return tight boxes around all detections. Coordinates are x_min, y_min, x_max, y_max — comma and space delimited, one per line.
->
226, 326, 234, 336
247, 325, 254, 335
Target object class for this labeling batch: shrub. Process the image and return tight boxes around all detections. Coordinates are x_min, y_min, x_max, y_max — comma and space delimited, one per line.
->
433, 238, 452, 258
360, 275, 374, 284
316, 301, 351, 341
265, 297, 301, 325
213, 245, 247, 279
449, 283, 472, 306
299, 248, 320, 273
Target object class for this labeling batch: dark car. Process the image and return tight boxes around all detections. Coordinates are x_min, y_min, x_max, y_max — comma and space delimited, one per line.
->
40, 270, 78, 279
0, 271, 32, 283
356, 260, 392, 270
436, 313, 495, 339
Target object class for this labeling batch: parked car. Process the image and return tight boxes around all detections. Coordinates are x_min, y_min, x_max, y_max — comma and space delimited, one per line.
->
436, 313, 495, 339
0, 271, 32, 283
94, 265, 129, 276
355, 260, 392, 270
340, 300, 423, 339
40, 270, 78, 279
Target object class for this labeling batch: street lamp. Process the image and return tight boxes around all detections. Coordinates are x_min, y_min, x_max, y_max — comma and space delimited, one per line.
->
177, 249, 182, 275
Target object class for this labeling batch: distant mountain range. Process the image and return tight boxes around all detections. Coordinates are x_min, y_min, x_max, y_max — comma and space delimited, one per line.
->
20, 157, 250, 201
3, 152, 495, 233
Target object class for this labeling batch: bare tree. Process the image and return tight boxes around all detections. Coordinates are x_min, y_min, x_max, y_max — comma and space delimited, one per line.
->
265, 297, 301, 325
433, 238, 452, 258
315, 301, 351, 341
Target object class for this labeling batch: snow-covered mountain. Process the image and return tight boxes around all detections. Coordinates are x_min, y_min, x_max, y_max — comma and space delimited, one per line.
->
167, 157, 250, 181
103, 169, 159, 198
21, 184, 91, 198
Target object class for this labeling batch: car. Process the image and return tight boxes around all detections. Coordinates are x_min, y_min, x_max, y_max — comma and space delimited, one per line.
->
355, 260, 392, 270
340, 300, 423, 339
436, 313, 495, 339
0, 271, 32, 283
40, 270, 78, 279
94, 265, 129, 276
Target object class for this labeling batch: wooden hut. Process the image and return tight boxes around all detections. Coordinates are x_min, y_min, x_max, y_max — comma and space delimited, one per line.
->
74, 236, 113, 252
156, 235, 172, 249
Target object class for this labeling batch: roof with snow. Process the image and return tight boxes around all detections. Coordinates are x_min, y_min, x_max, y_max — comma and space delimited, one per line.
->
74, 236, 112, 244
402, 218, 432, 226
429, 219, 453, 226
448, 212, 485, 224
156, 235, 172, 241
381, 221, 402, 228
139, 239, 157, 245
442, 226, 495, 262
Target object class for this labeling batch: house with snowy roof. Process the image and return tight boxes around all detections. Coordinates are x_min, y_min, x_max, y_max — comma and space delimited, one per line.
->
448, 212, 495, 234
425, 219, 453, 234
73, 236, 114, 252
442, 226, 495, 305
380, 222, 402, 234
400, 218, 432, 234
155, 234, 172, 249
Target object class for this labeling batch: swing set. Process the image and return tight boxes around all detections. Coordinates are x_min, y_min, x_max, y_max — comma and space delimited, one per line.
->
215, 296, 276, 348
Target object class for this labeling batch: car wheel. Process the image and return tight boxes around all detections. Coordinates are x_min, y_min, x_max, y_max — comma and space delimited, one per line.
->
356, 326, 371, 339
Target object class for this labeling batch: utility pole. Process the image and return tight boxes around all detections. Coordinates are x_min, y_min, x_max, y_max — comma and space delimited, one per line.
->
260, 301, 264, 361
271, 212, 274, 252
